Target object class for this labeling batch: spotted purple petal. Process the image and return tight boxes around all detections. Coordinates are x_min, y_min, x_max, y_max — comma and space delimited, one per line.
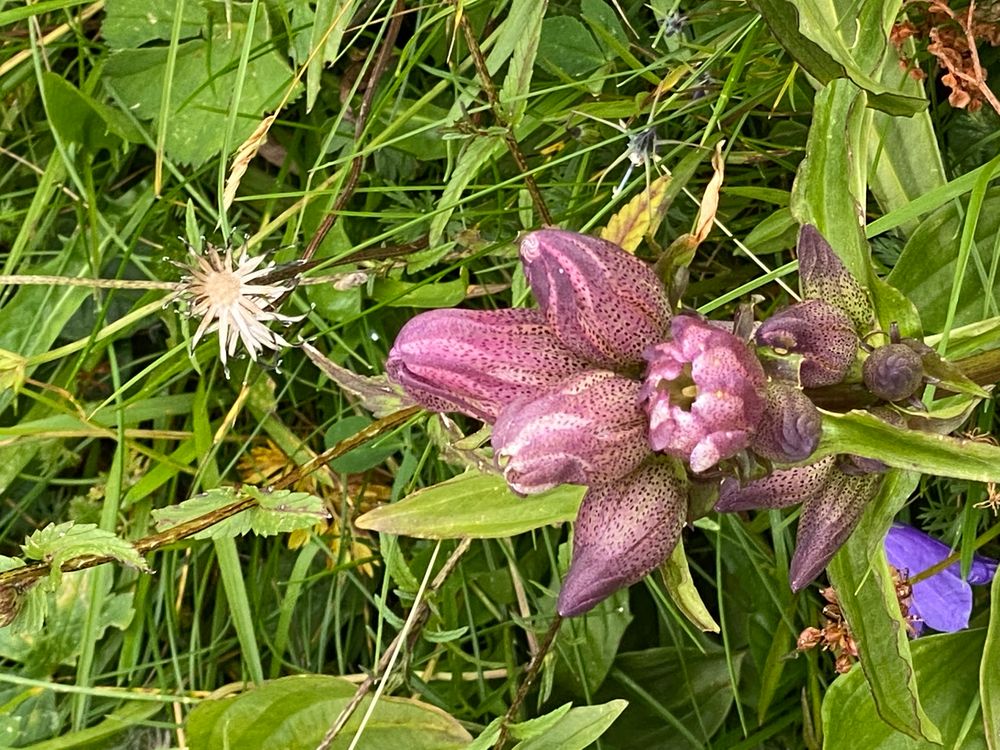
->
386, 308, 592, 422
715, 455, 836, 512
755, 300, 858, 388
643, 315, 766, 472
797, 224, 874, 332
520, 229, 671, 370
789, 469, 883, 591
492, 370, 650, 494
884, 523, 998, 634
751, 381, 821, 463
558, 457, 687, 617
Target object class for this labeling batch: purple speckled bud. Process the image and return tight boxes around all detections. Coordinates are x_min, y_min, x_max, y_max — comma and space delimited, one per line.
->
751, 382, 822, 463
797, 225, 874, 332
789, 469, 883, 591
642, 315, 766, 473
558, 457, 687, 617
492, 371, 650, 494
885, 523, 998, 634
863, 343, 924, 402
715, 455, 836, 512
520, 229, 671, 370
386, 308, 592, 422
755, 300, 858, 388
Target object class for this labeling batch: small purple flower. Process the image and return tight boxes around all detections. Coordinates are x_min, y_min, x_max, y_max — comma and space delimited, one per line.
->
642, 315, 766, 472
884, 523, 998, 635
755, 300, 858, 388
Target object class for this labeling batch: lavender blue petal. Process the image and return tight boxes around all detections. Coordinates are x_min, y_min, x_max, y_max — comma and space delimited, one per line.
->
558, 457, 687, 617
492, 370, 650, 494
386, 308, 592, 422
520, 229, 671, 370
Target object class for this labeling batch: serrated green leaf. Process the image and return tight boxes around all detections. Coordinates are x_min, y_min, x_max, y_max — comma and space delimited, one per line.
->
103, 8, 299, 166
818, 411, 1000, 483
499, 0, 547, 126
185, 674, 471, 749
22, 522, 149, 589
825, 630, 986, 749
827, 471, 941, 742
355, 471, 585, 539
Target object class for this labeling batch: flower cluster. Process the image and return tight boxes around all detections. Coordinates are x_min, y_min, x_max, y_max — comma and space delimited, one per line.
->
385, 225, 940, 616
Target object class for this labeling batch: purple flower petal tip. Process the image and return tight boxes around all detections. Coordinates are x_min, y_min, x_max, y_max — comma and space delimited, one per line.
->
797, 225, 874, 331
885, 523, 997, 634
386, 308, 591, 422
520, 229, 671, 369
789, 470, 882, 591
642, 315, 766, 472
492, 370, 650, 494
752, 382, 821, 463
755, 300, 858, 388
557, 458, 687, 617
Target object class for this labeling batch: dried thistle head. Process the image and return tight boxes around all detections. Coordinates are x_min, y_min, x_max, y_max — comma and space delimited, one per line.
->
174, 241, 303, 375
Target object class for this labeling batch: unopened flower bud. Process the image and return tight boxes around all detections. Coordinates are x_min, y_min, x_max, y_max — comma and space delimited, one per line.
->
492, 371, 649, 494
386, 308, 592, 422
752, 382, 821, 463
520, 229, 672, 370
755, 300, 857, 388
863, 343, 924, 402
797, 224, 874, 332
558, 457, 687, 616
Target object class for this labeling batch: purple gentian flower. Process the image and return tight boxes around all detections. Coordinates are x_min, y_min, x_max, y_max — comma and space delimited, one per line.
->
387, 229, 685, 616
642, 316, 767, 472
884, 523, 998, 634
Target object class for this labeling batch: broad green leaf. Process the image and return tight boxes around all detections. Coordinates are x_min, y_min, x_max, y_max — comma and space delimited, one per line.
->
41, 73, 143, 150
818, 411, 1000, 483
981, 571, 1000, 749
660, 540, 720, 633
185, 674, 471, 749
888, 188, 1000, 335
325, 416, 401, 474
827, 471, 940, 743
103, 7, 299, 166
748, 0, 924, 115
17, 702, 163, 750
555, 589, 632, 696
371, 272, 469, 308
537, 16, 606, 78
791, 79, 872, 286
355, 471, 585, 538
511, 700, 627, 750
152, 487, 327, 540
595, 643, 743, 749
499, 0, 547, 126
101, 0, 207, 47
22, 523, 149, 589
824, 630, 987, 749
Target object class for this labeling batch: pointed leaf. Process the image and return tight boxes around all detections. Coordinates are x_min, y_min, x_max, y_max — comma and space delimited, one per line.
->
660, 540, 720, 633
982, 569, 1000, 749
599, 174, 673, 252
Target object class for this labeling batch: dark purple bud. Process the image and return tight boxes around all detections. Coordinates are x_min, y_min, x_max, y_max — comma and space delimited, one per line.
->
751, 382, 821, 463
492, 371, 650, 494
386, 308, 592, 422
863, 343, 924, 402
642, 315, 766, 472
797, 225, 874, 332
520, 229, 671, 370
789, 470, 883, 591
755, 300, 858, 388
885, 523, 998, 634
558, 457, 687, 617
715, 455, 836, 512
